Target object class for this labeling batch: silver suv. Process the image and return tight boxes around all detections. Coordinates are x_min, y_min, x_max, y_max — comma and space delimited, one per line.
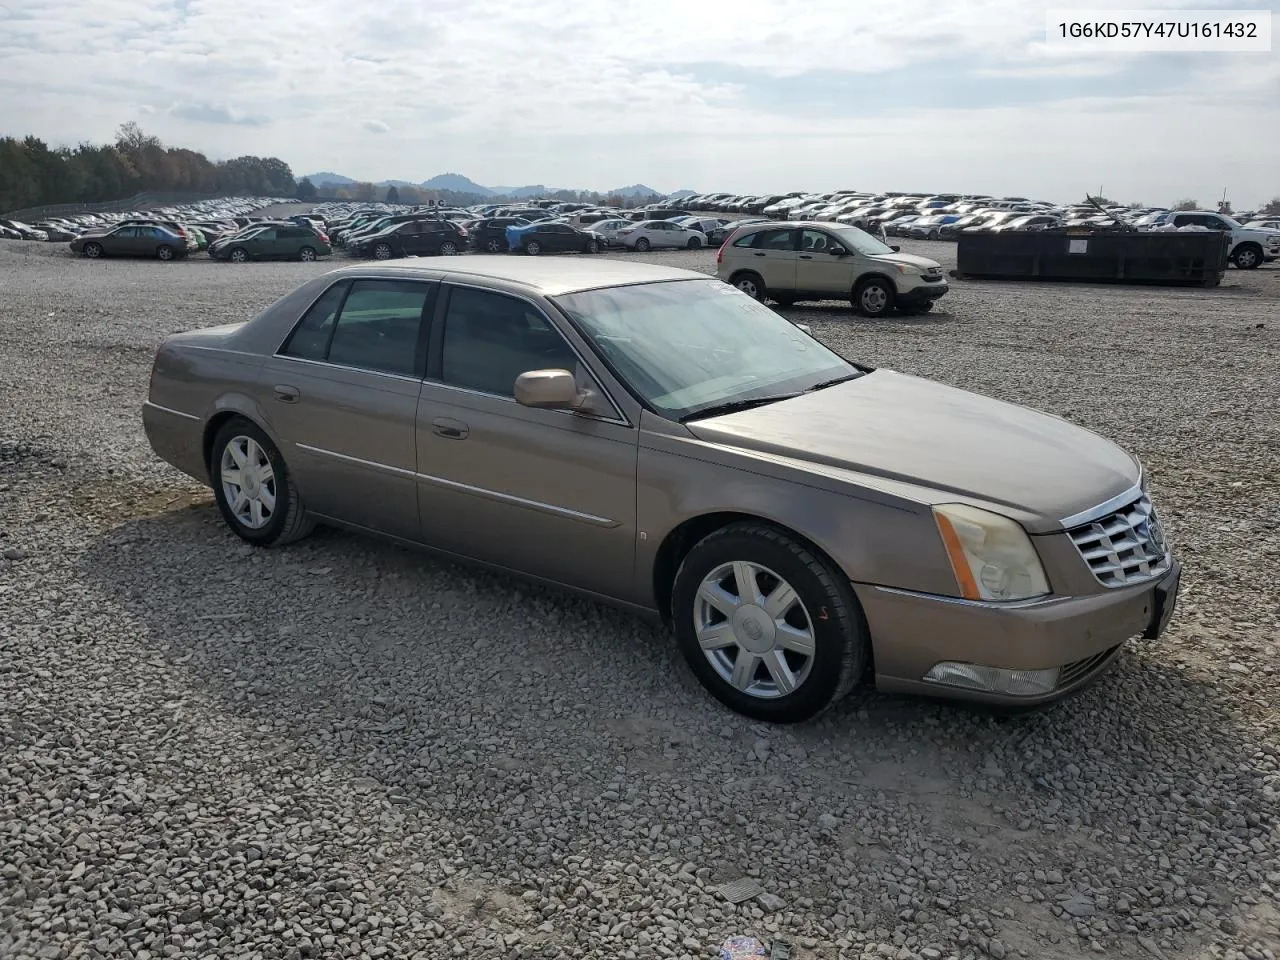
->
716, 221, 949, 317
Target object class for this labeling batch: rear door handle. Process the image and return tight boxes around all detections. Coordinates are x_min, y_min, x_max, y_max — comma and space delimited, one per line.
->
753, 252, 766, 257
431, 417, 469, 440
799, 254, 813, 259
274, 384, 299, 403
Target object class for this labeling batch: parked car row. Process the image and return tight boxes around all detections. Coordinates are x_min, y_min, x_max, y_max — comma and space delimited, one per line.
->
1, 196, 291, 248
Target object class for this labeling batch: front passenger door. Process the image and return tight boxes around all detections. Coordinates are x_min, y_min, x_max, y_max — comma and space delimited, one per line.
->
415, 284, 639, 599
253, 228, 278, 260
795, 229, 851, 297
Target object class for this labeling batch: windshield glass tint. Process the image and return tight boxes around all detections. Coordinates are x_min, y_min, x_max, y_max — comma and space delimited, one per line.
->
553, 279, 853, 420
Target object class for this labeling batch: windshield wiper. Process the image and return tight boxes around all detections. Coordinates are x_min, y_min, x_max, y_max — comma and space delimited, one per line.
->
805, 372, 862, 392
681, 393, 803, 423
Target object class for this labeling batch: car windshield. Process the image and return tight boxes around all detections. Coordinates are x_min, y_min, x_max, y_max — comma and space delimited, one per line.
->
553, 278, 856, 421
821, 224, 896, 256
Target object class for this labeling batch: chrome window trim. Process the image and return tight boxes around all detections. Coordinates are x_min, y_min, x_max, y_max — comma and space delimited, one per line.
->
269, 353, 424, 384
433, 279, 632, 427
1059, 481, 1144, 530
294, 442, 618, 528
143, 400, 201, 422
273, 274, 444, 358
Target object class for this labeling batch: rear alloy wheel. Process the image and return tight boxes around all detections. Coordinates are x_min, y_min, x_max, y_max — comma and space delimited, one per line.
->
211, 417, 314, 547
1232, 244, 1262, 269
485, 238, 503, 253
687, 236, 702, 249
374, 243, 394, 260
229, 247, 249, 263
525, 240, 542, 256
731, 271, 766, 301
83, 242, 103, 259
298, 246, 317, 262
156, 244, 175, 261
439, 240, 458, 256
853, 277, 894, 317
672, 523, 869, 723
634, 237, 651, 252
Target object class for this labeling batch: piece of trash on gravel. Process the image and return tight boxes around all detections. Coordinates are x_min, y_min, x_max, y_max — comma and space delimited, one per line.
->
718, 877, 765, 904
720, 935, 768, 959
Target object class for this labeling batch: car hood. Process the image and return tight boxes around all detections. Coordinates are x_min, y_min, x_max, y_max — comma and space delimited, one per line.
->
869, 252, 940, 271
684, 369, 1139, 532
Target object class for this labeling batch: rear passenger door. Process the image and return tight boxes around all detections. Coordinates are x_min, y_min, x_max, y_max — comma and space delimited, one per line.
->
747, 227, 799, 290
255, 278, 433, 540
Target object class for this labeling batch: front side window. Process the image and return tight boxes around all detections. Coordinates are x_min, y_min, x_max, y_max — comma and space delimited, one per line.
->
554, 279, 855, 421
440, 287, 579, 397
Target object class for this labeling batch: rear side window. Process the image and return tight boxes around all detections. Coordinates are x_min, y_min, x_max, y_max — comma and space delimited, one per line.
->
325, 280, 432, 377
731, 231, 756, 248
281, 282, 348, 361
754, 229, 796, 251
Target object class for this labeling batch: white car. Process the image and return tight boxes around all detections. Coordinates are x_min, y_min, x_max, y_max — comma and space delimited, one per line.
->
585, 219, 634, 248
615, 220, 706, 251
1153, 211, 1280, 268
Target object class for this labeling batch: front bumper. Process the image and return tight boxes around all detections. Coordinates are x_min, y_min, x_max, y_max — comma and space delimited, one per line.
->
855, 558, 1181, 706
898, 279, 949, 304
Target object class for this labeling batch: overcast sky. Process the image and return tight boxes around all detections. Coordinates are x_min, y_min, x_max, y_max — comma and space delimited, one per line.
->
1, 0, 1277, 206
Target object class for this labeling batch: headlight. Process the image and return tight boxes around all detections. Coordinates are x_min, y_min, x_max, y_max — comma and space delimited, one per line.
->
933, 503, 1050, 602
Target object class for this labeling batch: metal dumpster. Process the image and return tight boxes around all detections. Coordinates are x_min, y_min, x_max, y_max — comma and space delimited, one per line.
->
954, 229, 1230, 286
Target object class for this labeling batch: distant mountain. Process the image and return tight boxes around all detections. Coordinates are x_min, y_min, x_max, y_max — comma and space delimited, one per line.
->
611, 184, 661, 198
420, 173, 494, 196
668, 188, 697, 198
304, 171, 356, 186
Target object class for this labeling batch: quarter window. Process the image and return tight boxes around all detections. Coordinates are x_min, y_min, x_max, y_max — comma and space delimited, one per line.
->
439, 287, 579, 397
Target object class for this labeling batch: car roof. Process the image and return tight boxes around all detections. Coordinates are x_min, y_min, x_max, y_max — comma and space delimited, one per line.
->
319, 256, 709, 297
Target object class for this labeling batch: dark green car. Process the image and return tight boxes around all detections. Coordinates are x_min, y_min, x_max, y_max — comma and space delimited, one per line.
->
209, 225, 332, 263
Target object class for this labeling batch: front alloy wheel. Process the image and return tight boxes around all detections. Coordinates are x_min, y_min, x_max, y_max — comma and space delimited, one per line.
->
672, 522, 869, 722
374, 243, 393, 260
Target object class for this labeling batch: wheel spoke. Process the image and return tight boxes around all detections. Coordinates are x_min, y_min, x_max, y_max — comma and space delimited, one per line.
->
762, 581, 798, 619
776, 623, 815, 657
258, 486, 276, 513
698, 580, 740, 617
732, 562, 762, 605
231, 491, 249, 516
730, 651, 760, 691
696, 622, 736, 651
221, 467, 243, 487
227, 440, 248, 469
762, 649, 798, 695
249, 498, 264, 528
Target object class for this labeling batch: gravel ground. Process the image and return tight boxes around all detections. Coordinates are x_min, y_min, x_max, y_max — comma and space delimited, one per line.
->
1, 203, 1278, 960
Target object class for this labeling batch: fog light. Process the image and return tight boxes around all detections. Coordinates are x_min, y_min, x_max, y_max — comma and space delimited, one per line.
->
923, 661, 1061, 696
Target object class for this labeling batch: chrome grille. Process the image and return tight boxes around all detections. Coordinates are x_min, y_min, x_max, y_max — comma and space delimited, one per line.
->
1067, 492, 1170, 587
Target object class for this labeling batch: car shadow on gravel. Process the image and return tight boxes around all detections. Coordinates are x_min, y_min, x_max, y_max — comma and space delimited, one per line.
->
77, 502, 1279, 953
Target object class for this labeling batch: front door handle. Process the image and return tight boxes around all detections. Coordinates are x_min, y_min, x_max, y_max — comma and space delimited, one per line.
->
799, 254, 813, 259
274, 384, 299, 403
431, 417, 469, 440
753, 252, 766, 257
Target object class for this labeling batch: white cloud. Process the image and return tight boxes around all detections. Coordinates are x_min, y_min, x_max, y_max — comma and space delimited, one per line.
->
0, 0, 1276, 205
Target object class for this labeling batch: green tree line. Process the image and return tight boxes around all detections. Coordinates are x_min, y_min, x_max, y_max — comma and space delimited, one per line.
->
0, 123, 296, 213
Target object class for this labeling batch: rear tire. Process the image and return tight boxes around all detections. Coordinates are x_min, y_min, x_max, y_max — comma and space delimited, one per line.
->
525, 240, 542, 256
298, 246, 317, 262
156, 245, 175, 261
485, 238, 503, 253
634, 237, 651, 252
671, 522, 869, 723
210, 417, 315, 548
439, 240, 458, 256
731, 271, 766, 301
687, 236, 702, 249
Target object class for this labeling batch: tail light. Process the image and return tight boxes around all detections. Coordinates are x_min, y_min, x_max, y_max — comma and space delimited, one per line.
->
716, 232, 735, 264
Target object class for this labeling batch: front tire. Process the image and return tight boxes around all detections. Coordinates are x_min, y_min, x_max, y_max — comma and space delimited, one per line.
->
83, 242, 103, 259
671, 523, 869, 723
687, 236, 702, 249
525, 240, 542, 256
853, 277, 895, 317
634, 237, 651, 252
210, 418, 314, 547
229, 247, 249, 263
373, 243, 394, 260
156, 244, 175, 261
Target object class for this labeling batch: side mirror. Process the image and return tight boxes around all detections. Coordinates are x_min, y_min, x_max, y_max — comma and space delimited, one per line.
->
795, 323, 813, 335
827, 246, 846, 256
890, 244, 901, 252
514, 368, 598, 413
